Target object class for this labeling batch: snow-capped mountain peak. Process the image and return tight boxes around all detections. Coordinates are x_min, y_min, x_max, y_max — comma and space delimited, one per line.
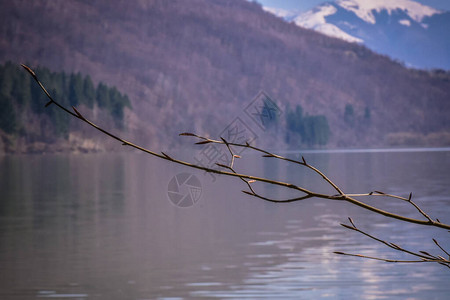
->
262, 0, 450, 70
290, 3, 363, 43
336, 0, 441, 24
264, 0, 443, 43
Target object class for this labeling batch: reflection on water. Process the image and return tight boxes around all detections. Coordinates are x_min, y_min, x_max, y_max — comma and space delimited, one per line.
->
0, 150, 449, 299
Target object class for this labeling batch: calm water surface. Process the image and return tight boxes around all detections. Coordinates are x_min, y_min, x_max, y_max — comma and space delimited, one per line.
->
0, 149, 449, 299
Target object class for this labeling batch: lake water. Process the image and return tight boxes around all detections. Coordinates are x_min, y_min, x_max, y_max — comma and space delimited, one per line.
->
1, 149, 449, 299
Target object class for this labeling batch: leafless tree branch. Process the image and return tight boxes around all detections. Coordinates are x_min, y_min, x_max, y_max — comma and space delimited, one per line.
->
178, 132, 449, 230
22, 64, 450, 267
335, 218, 450, 268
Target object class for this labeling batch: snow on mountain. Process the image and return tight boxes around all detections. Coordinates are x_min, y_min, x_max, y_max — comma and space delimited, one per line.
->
263, 0, 450, 69
336, 0, 441, 24
289, 3, 363, 43
398, 19, 411, 26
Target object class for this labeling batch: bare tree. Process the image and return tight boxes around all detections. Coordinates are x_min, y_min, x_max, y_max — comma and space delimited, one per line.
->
22, 64, 449, 268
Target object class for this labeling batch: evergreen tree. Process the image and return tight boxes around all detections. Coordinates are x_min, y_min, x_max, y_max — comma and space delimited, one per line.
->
69, 73, 83, 106
344, 103, 355, 126
47, 88, 70, 138
96, 82, 110, 108
261, 97, 280, 130
0, 61, 132, 140
12, 70, 31, 107
286, 105, 305, 142
0, 64, 13, 98
285, 104, 330, 146
83, 75, 95, 108
0, 94, 17, 134
30, 70, 49, 114
364, 106, 371, 121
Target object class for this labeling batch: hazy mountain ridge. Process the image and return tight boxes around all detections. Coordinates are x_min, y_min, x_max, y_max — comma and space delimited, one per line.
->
1, 0, 450, 153
267, 0, 450, 70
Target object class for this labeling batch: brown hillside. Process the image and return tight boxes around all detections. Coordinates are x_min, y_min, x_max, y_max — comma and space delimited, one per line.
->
1, 0, 449, 150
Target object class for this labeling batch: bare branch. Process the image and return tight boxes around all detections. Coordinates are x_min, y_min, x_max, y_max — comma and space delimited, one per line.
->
334, 252, 434, 264
243, 191, 313, 203
407, 195, 434, 223
336, 219, 450, 268
22, 64, 450, 233
179, 136, 449, 231
344, 191, 409, 201
433, 238, 450, 258
182, 135, 345, 195
216, 136, 305, 203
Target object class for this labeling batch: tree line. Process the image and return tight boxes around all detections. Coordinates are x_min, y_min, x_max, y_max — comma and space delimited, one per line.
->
0, 61, 131, 137
285, 104, 330, 147
0, 59, 331, 147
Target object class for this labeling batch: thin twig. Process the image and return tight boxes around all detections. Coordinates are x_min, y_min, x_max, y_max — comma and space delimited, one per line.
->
433, 238, 450, 258
217, 137, 307, 203
335, 218, 450, 268
344, 191, 409, 201
182, 133, 344, 195
333, 252, 434, 264
181, 133, 450, 230
22, 64, 450, 231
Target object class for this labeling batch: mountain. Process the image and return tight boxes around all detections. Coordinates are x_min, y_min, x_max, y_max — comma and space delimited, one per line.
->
265, 0, 450, 70
0, 0, 450, 153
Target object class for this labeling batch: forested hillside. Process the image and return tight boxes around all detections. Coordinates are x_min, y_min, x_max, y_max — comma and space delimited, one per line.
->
1, 0, 449, 152
0, 62, 131, 153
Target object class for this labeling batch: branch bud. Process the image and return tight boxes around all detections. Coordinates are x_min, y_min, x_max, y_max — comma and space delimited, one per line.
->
21, 64, 36, 78
220, 137, 228, 145
215, 163, 230, 170
72, 106, 86, 120
195, 140, 212, 145
242, 190, 255, 196
348, 217, 356, 227
161, 152, 173, 160
179, 132, 196, 137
